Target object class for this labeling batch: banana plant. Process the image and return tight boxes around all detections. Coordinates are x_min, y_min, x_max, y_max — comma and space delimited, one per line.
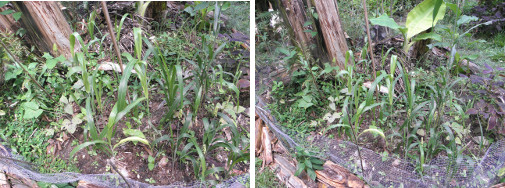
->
369, 0, 446, 53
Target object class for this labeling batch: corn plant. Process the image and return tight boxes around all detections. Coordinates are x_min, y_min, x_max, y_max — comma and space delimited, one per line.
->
115, 13, 129, 43
87, 10, 97, 39
215, 65, 241, 112
152, 41, 184, 127
396, 62, 430, 158
70, 59, 147, 158
186, 35, 226, 116
178, 114, 242, 182
135, 1, 151, 25
385, 55, 399, 111
218, 112, 249, 178
68, 32, 148, 158
131, 27, 150, 116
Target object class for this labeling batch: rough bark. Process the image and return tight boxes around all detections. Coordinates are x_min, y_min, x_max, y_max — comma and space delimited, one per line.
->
278, 0, 312, 47
10, 1, 75, 59
0, 7, 18, 33
409, 30, 431, 60
146, 1, 167, 23
313, 0, 349, 69
277, 0, 328, 63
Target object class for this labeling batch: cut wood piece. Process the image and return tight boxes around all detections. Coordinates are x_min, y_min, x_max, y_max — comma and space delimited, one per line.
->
97, 62, 137, 74
271, 155, 308, 188
460, 59, 480, 73
1, 172, 38, 188
313, 0, 349, 69
255, 115, 264, 153
0, 172, 9, 188
491, 182, 505, 188
76, 181, 106, 188
363, 81, 396, 97
262, 126, 273, 166
316, 161, 368, 188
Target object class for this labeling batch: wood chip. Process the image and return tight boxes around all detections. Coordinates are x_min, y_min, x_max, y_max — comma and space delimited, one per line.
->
363, 81, 395, 97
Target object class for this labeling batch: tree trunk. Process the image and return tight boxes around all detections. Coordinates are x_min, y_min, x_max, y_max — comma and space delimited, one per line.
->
8, 2, 75, 59
0, 7, 18, 33
277, 0, 313, 51
313, 0, 349, 69
409, 29, 432, 60
275, 0, 348, 68
146, 1, 167, 23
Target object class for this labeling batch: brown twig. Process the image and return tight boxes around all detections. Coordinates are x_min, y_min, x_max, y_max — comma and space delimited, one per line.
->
362, 0, 379, 121
0, 39, 55, 102
101, 1, 130, 103
107, 159, 132, 188
101, 1, 124, 73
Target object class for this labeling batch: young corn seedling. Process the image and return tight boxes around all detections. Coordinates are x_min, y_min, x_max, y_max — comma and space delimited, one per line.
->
186, 35, 226, 116
152, 41, 184, 128
68, 32, 148, 158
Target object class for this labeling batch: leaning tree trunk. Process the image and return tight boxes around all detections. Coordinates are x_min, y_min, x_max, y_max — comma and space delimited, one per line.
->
277, 0, 312, 48
6, 2, 75, 59
313, 0, 349, 69
275, 0, 348, 69
0, 6, 18, 33
276, 0, 327, 63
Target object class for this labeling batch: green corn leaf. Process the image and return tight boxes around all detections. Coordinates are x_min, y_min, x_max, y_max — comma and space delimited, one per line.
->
117, 59, 138, 111
365, 73, 388, 105
358, 126, 387, 145
133, 27, 142, 60
113, 136, 150, 150
212, 42, 227, 60
116, 13, 129, 41
70, 140, 108, 159
114, 97, 146, 126
204, 167, 225, 177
